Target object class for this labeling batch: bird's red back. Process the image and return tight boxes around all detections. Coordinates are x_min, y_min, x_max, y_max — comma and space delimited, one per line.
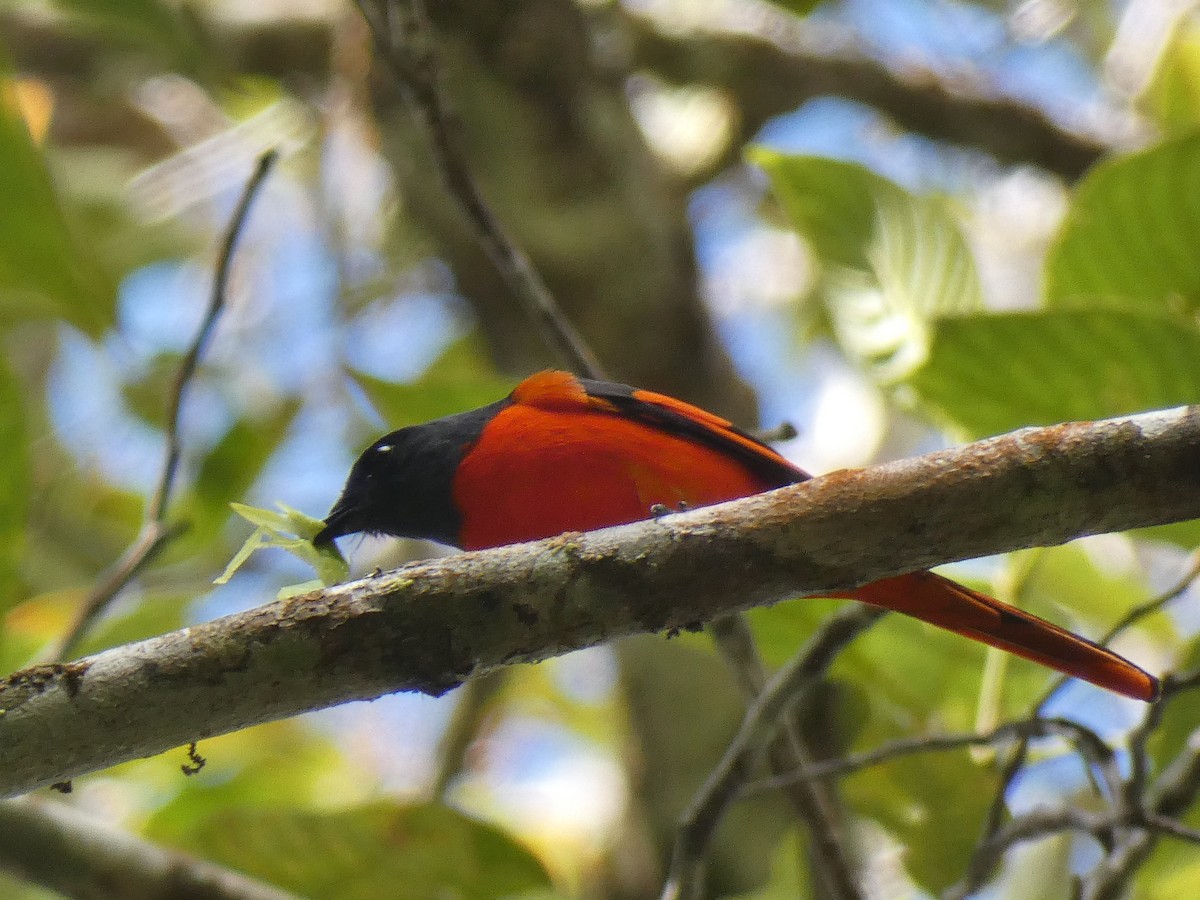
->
451, 371, 804, 550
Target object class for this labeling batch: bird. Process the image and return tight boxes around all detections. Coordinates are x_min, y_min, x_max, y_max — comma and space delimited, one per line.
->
314, 369, 1158, 702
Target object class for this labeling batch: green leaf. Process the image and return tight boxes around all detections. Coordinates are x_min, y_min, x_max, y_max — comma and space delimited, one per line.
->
1136, 518, 1200, 550
0, 869, 60, 900
48, 0, 202, 70
751, 150, 899, 269
850, 757, 995, 892
752, 150, 982, 381
906, 309, 1200, 438
1145, 23, 1200, 131
0, 91, 114, 335
141, 720, 359, 835
0, 356, 29, 616
351, 335, 516, 429
1046, 131, 1200, 313
992, 833, 1074, 900
165, 803, 550, 900
1132, 814, 1200, 899
728, 830, 812, 899
764, 0, 823, 13
217, 503, 348, 587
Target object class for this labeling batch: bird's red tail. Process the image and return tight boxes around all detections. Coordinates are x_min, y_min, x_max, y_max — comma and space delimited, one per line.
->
845, 572, 1159, 702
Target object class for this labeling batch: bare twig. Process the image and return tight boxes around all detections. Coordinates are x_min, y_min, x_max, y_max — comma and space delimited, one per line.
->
51, 150, 279, 661
354, 0, 603, 380
1141, 813, 1200, 845
965, 548, 1200, 889
621, 7, 1135, 183
709, 615, 863, 900
1081, 671, 1200, 897
661, 606, 884, 900
429, 670, 505, 799
0, 797, 302, 900
151, 150, 280, 523
752, 717, 1121, 800
1102, 549, 1200, 645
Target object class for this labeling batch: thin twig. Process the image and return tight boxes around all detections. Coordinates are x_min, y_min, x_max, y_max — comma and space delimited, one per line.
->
0, 797, 302, 900
51, 150, 279, 661
953, 801, 1200, 900
751, 717, 1121, 800
151, 150, 281, 522
660, 607, 884, 900
709, 615, 863, 900
429, 670, 505, 799
1071, 670, 1200, 897
962, 550, 1200, 893
1141, 813, 1200, 845
354, 0, 604, 380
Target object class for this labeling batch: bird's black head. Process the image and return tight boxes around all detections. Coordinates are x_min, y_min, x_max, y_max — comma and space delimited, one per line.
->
313, 401, 505, 549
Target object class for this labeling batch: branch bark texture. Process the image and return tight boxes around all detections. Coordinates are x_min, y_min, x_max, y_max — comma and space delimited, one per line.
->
0, 797, 301, 900
2, 407, 1199, 797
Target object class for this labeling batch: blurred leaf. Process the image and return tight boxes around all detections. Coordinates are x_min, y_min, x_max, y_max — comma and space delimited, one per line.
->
1134, 820, 1200, 900
163, 803, 550, 900
1137, 518, 1200, 550
1, 590, 81, 674
753, 591, 1044, 729
753, 149, 982, 382
142, 720, 364, 835
352, 335, 516, 429
52, 148, 202, 280
49, 0, 203, 70
1146, 23, 1200, 132
1046, 131, 1200, 313
906, 309, 1200, 438
0, 86, 114, 336
23, 468, 144, 594
119, 352, 179, 428
185, 400, 301, 539
846, 743, 995, 891
71, 590, 188, 657
618, 636, 792, 894
1026, 543, 1159, 641
218, 503, 348, 588
752, 151, 896, 268
0, 870, 59, 900
728, 829, 811, 899
746, 597, 845, 668
992, 833, 1074, 900
0, 356, 29, 615
837, 605, 998, 723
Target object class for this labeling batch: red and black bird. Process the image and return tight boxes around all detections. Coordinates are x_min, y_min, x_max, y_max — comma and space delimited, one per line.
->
315, 370, 1158, 702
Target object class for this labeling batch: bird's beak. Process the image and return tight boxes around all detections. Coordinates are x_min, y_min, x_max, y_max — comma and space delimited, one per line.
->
313, 498, 360, 547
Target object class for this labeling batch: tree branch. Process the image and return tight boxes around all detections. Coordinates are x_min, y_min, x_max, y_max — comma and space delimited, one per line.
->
751, 716, 1121, 799
663, 607, 882, 900
1, 406, 1198, 798
355, 0, 604, 380
0, 797, 301, 900
622, 9, 1129, 182
709, 614, 864, 900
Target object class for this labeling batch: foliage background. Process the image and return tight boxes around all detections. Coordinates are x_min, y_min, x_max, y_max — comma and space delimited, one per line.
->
3, 0, 1200, 896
